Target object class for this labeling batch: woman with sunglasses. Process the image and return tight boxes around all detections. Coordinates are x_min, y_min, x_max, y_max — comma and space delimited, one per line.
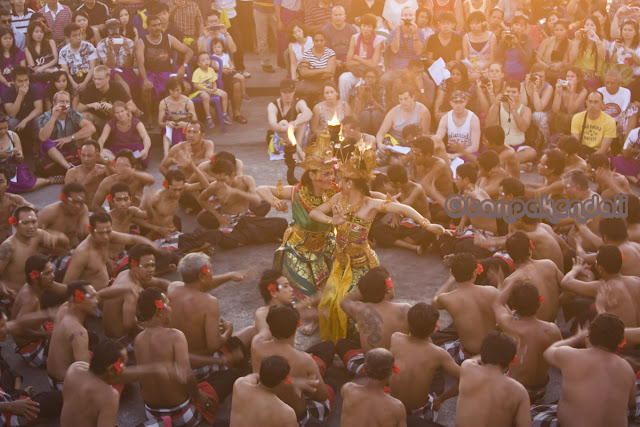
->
0, 114, 61, 192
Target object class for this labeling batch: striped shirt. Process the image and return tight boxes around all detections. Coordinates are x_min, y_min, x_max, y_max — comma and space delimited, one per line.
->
11, 8, 34, 35
304, 0, 332, 30
300, 47, 335, 69
43, 3, 73, 45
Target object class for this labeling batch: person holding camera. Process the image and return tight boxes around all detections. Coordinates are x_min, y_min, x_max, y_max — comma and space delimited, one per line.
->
96, 19, 136, 98
496, 14, 532, 82
36, 90, 96, 172
476, 62, 506, 114
551, 66, 588, 136
520, 64, 553, 143
568, 16, 607, 90
353, 69, 385, 135
486, 80, 536, 164
380, 7, 426, 96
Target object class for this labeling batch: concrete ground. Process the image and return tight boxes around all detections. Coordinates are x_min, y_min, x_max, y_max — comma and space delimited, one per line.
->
6, 51, 638, 426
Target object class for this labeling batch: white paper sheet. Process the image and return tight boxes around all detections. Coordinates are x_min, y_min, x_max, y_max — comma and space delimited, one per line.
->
428, 58, 451, 87
389, 145, 411, 155
450, 157, 465, 178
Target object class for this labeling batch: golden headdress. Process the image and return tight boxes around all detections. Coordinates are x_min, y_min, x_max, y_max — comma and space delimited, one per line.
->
300, 128, 338, 171
339, 138, 377, 181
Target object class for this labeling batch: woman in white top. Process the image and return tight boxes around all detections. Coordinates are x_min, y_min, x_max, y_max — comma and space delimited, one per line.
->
383, 0, 419, 30
462, 11, 496, 81
287, 21, 314, 80
436, 90, 481, 167
609, 19, 640, 76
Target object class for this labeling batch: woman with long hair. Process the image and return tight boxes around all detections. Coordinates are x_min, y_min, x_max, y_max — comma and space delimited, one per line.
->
610, 19, 640, 101
0, 27, 26, 96
434, 61, 476, 122
256, 132, 340, 333
24, 20, 59, 91
310, 82, 352, 134
72, 10, 100, 46
44, 71, 79, 111
536, 19, 570, 83
287, 21, 313, 81
462, 11, 496, 80
309, 143, 449, 342
568, 16, 607, 89
111, 5, 138, 42
550, 67, 587, 135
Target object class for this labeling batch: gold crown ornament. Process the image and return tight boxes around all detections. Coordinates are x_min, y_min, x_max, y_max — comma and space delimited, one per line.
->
300, 128, 338, 171
339, 138, 377, 181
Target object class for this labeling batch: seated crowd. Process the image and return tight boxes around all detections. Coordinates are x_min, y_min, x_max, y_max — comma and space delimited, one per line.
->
0, 0, 640, 426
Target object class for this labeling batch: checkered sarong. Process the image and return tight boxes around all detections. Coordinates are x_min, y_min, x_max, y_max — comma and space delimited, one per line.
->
530, 404, 559, 427
0, 388, 31, 426
191, 350, 229, 382
341, 349, 365, 376
48, 374, 63, 391
17, 340, 47, 369
408, 394, 439, 422
299, 385, 334, 426
441, 339, 474, 365
140, 397, 202, 427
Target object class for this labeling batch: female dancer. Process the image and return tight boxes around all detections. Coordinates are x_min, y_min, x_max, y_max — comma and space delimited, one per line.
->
309, 142, 450, 342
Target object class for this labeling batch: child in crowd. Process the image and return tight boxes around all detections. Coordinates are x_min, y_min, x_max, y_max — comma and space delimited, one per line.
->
191, 51, 231, 129
211, 38, 250, 102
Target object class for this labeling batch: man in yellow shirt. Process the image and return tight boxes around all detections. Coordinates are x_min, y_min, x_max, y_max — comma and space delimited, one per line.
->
571, 91, 617, 157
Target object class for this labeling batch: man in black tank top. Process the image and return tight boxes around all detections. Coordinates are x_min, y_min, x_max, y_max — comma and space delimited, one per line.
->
134, 15, 194, 126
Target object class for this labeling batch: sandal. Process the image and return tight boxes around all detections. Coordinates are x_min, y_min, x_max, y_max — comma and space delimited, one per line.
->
234, 115, 248, 124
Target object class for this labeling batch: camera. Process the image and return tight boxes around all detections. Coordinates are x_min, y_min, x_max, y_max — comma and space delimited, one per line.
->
61, 104, 70, 112
503, 31, 515, 39
112, 37, 124, 45
501, 93, 512, 102
558, 79, 569, 86
480, 77, 490, 85
402, 18, 412, 25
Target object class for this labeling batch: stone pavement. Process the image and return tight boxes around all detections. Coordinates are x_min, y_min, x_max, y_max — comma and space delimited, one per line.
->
8, 53, 639, 426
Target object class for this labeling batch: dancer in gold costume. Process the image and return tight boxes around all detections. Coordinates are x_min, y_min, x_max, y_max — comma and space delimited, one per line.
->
309, 141, 452, 342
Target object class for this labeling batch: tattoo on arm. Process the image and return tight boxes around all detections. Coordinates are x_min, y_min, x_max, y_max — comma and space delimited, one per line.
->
359, 306, 384, 348
0, 242, 13, 261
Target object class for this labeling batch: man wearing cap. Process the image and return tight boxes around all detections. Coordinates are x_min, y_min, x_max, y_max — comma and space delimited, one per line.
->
267, 79, 312, 160
96, 19, 137, 97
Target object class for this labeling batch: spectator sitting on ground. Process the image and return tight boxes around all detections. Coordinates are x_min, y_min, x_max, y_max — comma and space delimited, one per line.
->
76, 0, 109, 28
352, 68, 386, 136
78, 65, 141, 132
158, 77, 197, 158
296, 30, 336, 106
267, 79, 312, 160
321, 6, 356, 74
97, 101, 151, 168
72, 10, 100, 46
37, 90, 96, 172
310, 82, 351, 134
1, 66, 42, 146
58, 23, 97, 94
96, 19, 137, 98
287, 21, 314, 81
571, 90, 617, 157
598, 69, 637, 143
44, 71, 79, 111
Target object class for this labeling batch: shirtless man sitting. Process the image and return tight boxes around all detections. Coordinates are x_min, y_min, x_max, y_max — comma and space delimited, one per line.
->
255, 269, 318, 336
560, 169, 601, 252
252, 305, 333, 425
483, 126, 520, 178
134, 287, 240, 426
390, 303, 461, 421
341, 348, 407, 427
587, 153, 632, 200
502, 232, 565, 322
476, 150, 511, 200
531, 313, 636, 427
410, 136, 453, 214
167, 253, 253, 382
197, 159, 288, 248
60, 340, 125, 427
562, 247, 640, 328
455, 332, 531, 427
63, 140, 110, 204
0, 166, 31, 242
47, 280, 99, 390
63, 212, 162, 291
557, 135, 588, 173
337, 267, 410, 376
528, 149, 566, 202
0, 206, 69, 296
11, 255, 68, 368
493, 281, 562, 404
91, 149, 154, 211
432, 253, 499, 363
102, 244, 169, 352
370, 166, 435, 254
576, 217, 640, 277
140, 164, 208, 239
230, 355, 298, 427
38, 182, 90, 249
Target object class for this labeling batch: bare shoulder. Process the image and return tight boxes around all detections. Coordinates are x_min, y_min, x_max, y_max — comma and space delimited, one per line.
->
0, 239, 14, 260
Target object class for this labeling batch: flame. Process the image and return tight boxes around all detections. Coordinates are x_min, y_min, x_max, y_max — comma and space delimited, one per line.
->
287, 124, 296, 146
328, 111, 340, 126
333, 227, 337, 236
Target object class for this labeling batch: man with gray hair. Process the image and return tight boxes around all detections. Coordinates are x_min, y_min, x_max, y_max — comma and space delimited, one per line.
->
598, 69, 637, 142
167, 252, 255, 382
